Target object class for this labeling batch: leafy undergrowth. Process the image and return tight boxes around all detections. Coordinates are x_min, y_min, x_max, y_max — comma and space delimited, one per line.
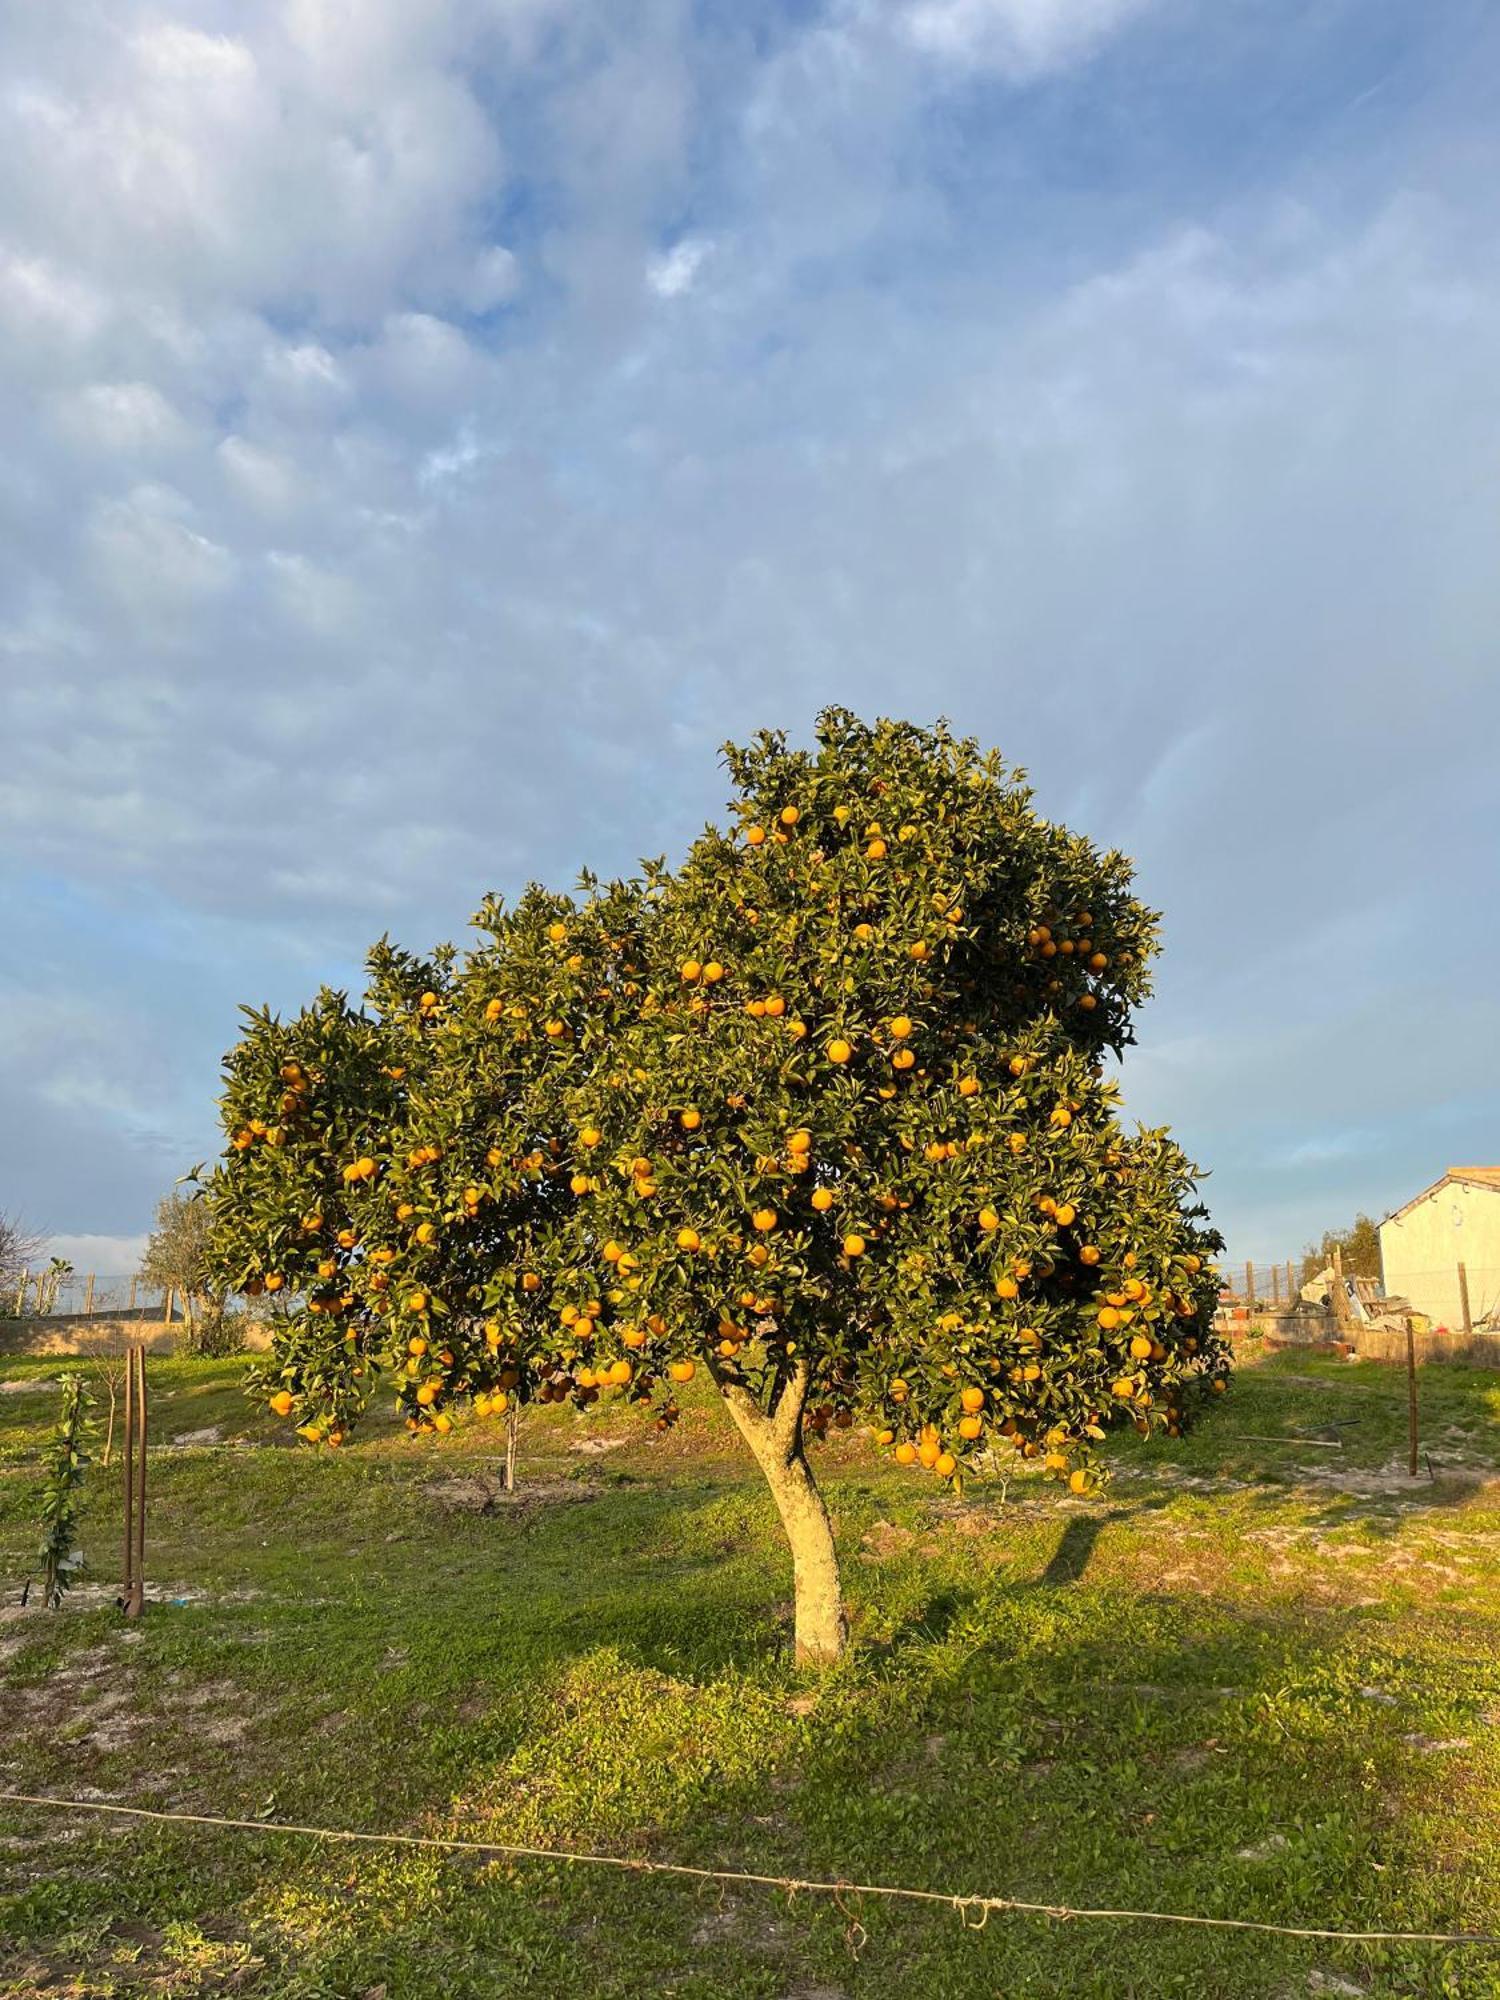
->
0, 1345, 1497, 1998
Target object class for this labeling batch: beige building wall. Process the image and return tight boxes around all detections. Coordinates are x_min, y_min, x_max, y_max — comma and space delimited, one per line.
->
1379, 1178, 1500, 1328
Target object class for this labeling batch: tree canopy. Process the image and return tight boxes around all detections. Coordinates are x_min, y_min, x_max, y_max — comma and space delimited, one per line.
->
207, 712, 1227, 1660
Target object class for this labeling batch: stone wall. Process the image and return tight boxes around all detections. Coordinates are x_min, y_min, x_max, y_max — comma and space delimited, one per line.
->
0, 1313, 272, 1357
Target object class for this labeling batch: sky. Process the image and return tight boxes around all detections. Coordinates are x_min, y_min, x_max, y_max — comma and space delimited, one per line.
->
2, 0, 1497, 1277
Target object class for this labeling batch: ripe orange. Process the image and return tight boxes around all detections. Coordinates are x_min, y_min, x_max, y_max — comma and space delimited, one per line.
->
960, 1386, 985, 1413
934, 1451, 957, 1477
676, 1227, 702, 1251
269, 1390, 294, 1417
780, 805, 800, 826
978, 1207, 1000, 1231
764, 994, 786, 1018
745, 825, 766, 846
909, 940, 930, 961
680, 1108, 702, 1130
702, 960, 725, 983
894, 1441, 917, 1465
787, 1129, 812, 1155
668, 1359, 695, 1384
1079, 1245, 1100, 1265
995, 1276, 1019, 1300
866, 838, 887, 859
958, 1415, 982, 1441
811, 1188, 834, 1212
958, 1076, 980, 1096
680, 959, 702, 983
842, 1232, 866, 1258
751, 1207, 778, 1232
828, 1038, 853, 1064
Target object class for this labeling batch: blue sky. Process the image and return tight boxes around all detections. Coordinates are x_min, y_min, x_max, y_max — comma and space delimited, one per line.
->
2, 0, 1497, 1275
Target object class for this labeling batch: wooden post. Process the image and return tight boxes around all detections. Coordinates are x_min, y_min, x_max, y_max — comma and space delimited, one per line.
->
84, 1272, 96, 1316
1406, 1321, 1420, 1477
121, 1346, 136, 1607
13, 1269, 27, 1315
123, 1345, 146, 1619
1287, 1259, 1296, 1305
1457, 1261, 1473, 1337
133, 1347, 147, 1614
1271, 1264, 1281, 1306
1244, 1260, 1255, 1309
128, 1275, 138, 1314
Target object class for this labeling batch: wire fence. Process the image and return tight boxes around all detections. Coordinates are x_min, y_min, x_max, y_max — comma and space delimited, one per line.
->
3, 1271, 173, 1320
1221, 1259, 1500, 1335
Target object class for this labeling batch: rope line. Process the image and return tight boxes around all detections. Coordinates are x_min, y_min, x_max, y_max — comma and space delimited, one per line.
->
3, 1792, 1497, 1948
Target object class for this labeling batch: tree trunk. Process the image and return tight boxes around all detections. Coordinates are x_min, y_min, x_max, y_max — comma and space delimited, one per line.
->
714, 1360, 847, 1665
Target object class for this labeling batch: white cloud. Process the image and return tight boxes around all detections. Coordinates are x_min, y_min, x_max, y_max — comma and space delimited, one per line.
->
898, 0, 1156, 74
647, 237, 713, 297
57, 380, 193, 455
1, 0, 1498, 1261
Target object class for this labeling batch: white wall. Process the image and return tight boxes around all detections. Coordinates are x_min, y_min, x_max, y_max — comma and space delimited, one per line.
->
1379, 1180, 1500, 1327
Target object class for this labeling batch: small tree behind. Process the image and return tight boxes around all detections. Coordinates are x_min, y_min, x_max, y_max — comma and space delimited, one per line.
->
142, 1193, 234, 1352
1300, 1214, 1382, 1285
0, 1212, 42, 1312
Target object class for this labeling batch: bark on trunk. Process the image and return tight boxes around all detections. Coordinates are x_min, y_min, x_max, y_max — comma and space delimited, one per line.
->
715, 1360, 847, 1665
503, 1403, 519, 1494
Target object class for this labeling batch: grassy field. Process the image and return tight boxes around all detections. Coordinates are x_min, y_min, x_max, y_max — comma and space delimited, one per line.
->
1, 1340, 1498, 1999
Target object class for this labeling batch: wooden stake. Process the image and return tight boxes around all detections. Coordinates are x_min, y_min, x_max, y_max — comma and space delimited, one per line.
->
121, 1345, 136, 1607
1271, 1264, 1281, 1306
1286, 1259, 1296, 1304
122, 1345, 147, 1618
1457, 1261, 1473, 1337
132, 1348, 147, 1616
84, 1273, 96, 1317
1244, 1259, 1255, 1309
14, 1269, 28, 1315
129, 1275, 138, 1314
1406, 1321, 1420, 1478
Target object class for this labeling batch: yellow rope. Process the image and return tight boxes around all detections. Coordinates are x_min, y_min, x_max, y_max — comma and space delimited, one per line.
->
3, 1791, 1497, 1947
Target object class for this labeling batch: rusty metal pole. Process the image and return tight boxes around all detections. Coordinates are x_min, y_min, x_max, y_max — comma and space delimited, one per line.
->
121, 1345, 136, 1607
130, 1347, 148, 1617
1406, 1321, 1420, 1477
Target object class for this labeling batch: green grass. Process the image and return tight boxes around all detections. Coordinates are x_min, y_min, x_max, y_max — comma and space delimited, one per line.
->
1, 1343, 1498, 1998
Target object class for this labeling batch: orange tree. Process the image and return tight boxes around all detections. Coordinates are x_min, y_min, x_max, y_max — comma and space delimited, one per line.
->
207, 712, 1225, 1663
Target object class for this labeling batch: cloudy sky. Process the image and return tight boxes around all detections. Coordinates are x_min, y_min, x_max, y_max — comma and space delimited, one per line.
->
2, 0, 1497, 1276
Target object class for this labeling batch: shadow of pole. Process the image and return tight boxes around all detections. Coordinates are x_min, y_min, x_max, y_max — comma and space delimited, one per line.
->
1039, 1506, 1134, 1587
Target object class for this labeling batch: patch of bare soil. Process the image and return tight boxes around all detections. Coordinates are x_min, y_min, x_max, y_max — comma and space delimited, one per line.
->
421, 1474, 599, 1513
